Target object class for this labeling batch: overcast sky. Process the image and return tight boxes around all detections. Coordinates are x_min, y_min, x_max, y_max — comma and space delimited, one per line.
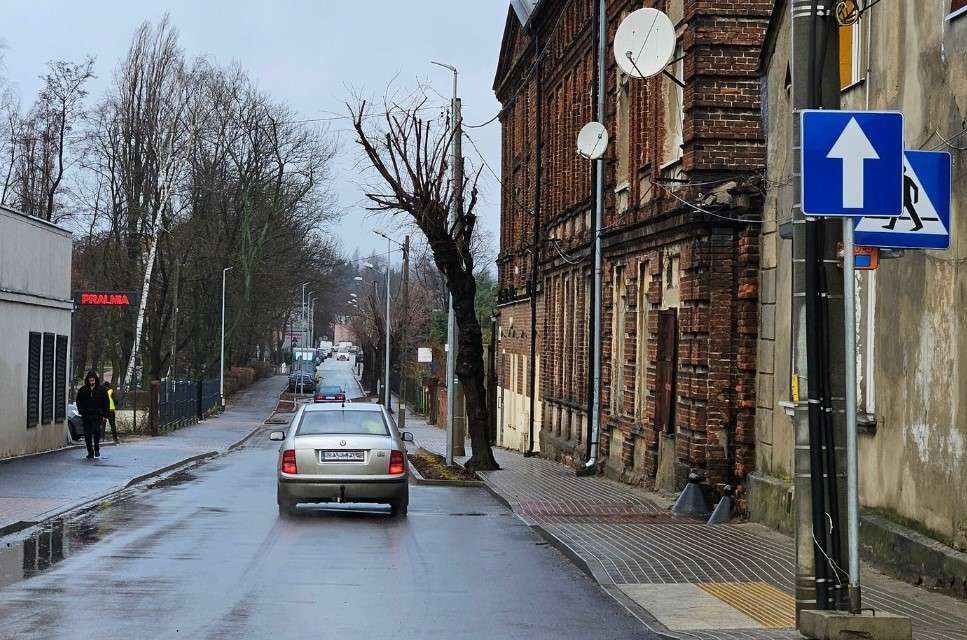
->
0, 1, 509, 263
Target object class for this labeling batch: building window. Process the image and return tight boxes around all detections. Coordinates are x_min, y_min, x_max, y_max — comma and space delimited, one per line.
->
949, 0, 967, 20
562, 276, 571, 395
660, 41, 685, 169
839, 19, 864, 89
634, 262, 650, 419
26, 332, 41, 428
610, 266, 627, 415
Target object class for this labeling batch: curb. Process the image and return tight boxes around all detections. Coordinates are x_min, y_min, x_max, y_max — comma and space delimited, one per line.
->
0, 425, 264, 540
407, 458, 484, 487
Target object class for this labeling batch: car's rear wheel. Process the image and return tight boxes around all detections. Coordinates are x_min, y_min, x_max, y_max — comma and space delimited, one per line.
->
277, 489, 298, 517
389, 494, 408, 517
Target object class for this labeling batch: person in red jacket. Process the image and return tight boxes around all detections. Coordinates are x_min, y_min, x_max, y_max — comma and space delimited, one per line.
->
75, 371, 109, 459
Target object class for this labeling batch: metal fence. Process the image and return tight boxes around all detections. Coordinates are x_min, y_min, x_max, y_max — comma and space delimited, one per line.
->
157, 377, 221, 432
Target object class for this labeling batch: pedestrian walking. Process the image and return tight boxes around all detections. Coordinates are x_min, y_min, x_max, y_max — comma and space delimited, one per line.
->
103, 380, 120, 444
75, 370, 109, 459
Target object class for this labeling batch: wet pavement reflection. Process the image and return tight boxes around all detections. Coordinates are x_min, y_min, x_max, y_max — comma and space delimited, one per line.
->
0, 362, 653, 640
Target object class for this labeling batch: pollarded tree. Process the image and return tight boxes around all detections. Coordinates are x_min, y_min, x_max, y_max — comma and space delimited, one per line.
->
349, 99, 498, 471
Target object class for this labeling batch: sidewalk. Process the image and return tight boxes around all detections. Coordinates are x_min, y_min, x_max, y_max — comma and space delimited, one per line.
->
396, 402, 967, 640
0, 375, 285, 537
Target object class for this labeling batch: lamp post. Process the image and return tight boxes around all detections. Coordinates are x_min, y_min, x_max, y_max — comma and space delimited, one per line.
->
220, 266, 234, 408
300, 282, 310, 348
432, 60, 462, 463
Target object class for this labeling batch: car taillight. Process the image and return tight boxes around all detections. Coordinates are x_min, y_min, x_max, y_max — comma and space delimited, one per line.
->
388, 450, 405, 475
336, 394, 345, 401
281, 449, 298, 474
313, 395, 322, 402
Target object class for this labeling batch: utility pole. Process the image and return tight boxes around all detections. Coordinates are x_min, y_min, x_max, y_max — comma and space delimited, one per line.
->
790, 0, 848, 620
433, 60, 464, 463
220, 266, 233, 408
578, 0, 606, 476
383, 238, 392, 413
398, 235, 410, 430
169, 260, 180, 378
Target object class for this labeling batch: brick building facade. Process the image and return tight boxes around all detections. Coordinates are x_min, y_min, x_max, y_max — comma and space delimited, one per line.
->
494, 0, 768, 501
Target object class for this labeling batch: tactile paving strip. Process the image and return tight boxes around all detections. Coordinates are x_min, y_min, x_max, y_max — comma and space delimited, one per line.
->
698, 581, 796, 629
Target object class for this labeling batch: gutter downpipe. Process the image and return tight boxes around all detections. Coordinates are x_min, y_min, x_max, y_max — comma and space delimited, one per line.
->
526, 28, 543, 457
579, 0, 606, 476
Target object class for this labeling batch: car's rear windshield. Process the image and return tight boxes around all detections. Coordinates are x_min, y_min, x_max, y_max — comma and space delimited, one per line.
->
318, 386, 342, 395
297, 410, 388, 436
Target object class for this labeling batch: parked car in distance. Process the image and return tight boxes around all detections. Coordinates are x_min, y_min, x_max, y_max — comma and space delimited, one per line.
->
67, 402, 83, 441
336, 351, 350, 361
313, 385, 346, 403
271, 402, 414, 516
287, 372, 316, 393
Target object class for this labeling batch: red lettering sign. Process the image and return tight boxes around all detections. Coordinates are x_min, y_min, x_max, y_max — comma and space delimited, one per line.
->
78, 292, 132, 306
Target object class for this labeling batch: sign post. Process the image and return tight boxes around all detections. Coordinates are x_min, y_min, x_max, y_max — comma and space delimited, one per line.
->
801, 109, 905, 613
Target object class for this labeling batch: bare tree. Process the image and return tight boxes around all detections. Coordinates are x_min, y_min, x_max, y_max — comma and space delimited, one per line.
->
350, 99, 498, 471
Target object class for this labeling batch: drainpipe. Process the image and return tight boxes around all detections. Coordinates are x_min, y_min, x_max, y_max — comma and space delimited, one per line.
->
526, 28, 543, 457
579, 0, 606, 476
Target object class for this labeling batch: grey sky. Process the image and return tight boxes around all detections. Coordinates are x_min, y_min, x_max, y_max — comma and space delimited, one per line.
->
0, 1, 509, 263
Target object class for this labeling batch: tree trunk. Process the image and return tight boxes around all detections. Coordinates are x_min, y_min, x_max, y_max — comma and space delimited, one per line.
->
451, 272, 499, 471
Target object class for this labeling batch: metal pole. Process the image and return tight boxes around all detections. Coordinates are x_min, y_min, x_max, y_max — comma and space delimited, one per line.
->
399, 235, 410, 430
384, 238, 392, 413
579, 0, 606, 475
433, 60, 460, 465
526, 27, 543, 457
842, 219, 861, 612
220, 266, 233, 408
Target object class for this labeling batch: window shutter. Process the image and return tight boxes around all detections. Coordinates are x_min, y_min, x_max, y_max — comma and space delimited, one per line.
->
42, 333, 55, 425
26, 333, 41, 428
55, 335, 68, 422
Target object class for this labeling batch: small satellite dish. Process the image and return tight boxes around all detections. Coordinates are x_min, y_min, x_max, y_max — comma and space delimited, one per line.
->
576, 122, 608, 160
613, 8, 676, 79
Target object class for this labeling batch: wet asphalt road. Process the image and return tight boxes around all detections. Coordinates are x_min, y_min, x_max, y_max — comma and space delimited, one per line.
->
0, 361, 650, 640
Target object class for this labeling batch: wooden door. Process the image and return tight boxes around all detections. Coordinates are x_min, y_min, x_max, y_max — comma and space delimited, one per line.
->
654, 309, 678, 435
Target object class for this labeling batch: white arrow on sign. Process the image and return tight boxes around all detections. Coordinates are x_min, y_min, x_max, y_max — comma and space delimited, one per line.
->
827, 117, 879, 209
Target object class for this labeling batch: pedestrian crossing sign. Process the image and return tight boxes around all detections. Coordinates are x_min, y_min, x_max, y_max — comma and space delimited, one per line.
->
854, 150, 951, 250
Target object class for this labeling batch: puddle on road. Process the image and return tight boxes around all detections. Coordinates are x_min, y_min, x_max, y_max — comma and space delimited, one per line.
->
0, 486, 159, 590
0, 514, 102, 589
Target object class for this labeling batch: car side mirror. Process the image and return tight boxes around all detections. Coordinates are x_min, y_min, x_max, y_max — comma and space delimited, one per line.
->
269, 431, 286, 441
401, 431, 414, 443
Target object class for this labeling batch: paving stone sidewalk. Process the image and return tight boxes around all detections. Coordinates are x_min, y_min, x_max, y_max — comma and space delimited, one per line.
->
395, 402, 967, 640
0, 375, 285, 537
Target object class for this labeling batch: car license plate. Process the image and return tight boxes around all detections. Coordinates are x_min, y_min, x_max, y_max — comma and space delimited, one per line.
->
320, 450, 365, 462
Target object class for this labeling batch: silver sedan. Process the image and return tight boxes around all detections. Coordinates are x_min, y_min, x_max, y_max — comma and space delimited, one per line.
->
271, 402, 413, 517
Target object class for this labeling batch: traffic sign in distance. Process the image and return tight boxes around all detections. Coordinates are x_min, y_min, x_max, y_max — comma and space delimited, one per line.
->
854, 150, 951, 250
801, 110, 904, 217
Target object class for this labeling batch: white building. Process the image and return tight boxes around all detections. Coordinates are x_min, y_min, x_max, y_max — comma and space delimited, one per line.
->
0, 205, 73, 458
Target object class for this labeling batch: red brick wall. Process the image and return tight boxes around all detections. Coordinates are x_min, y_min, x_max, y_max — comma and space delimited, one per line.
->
494, 0, 766, 498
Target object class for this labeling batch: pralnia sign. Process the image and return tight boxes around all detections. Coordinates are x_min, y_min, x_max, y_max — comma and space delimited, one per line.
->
74, 291, 140, 307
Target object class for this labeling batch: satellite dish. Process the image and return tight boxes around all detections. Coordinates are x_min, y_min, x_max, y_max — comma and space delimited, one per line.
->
613, 8, 676, 79
576, 122, 609, 160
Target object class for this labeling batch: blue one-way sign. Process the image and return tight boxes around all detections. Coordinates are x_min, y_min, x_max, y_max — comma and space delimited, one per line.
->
801, 110, 904, 217
854, 150, 951, 250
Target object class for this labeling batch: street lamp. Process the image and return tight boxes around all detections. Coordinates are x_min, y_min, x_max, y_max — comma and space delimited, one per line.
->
220, 266, 234, 409
365, 249, 392, 413
432, 60, 461, 464
300, 282, 310, 348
